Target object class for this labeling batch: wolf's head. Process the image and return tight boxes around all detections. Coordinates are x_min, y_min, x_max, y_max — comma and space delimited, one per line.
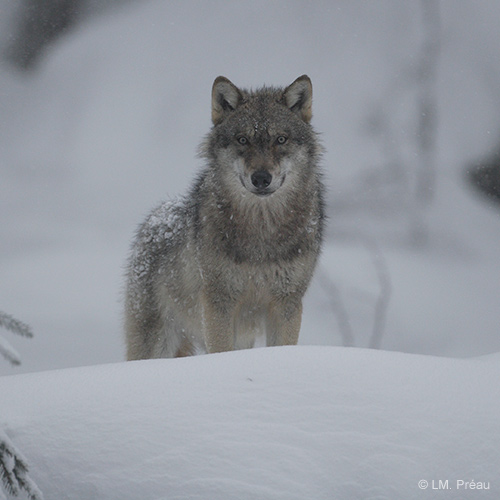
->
203, 75, 319, 198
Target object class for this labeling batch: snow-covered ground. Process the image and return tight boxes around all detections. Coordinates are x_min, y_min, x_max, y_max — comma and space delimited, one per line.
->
1, 1, 500, 498
2, 346, 499, 499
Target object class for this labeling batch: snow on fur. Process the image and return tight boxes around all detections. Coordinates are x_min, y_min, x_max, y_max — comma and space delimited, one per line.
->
126, 198, 188, 316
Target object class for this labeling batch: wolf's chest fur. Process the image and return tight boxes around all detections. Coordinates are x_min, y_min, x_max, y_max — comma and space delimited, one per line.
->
196, 184, 320, 265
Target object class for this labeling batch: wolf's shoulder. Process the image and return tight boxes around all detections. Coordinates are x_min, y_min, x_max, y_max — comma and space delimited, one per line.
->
135, 197, 192, 248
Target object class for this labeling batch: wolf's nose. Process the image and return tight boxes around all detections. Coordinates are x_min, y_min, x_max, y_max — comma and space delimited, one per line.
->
251, 171, 272, 190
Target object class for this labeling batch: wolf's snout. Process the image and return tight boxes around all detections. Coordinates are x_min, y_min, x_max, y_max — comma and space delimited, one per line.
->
251, 171, 272, 191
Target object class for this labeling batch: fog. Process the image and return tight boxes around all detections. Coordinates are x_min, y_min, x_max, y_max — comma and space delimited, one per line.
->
1, 0, 500, 374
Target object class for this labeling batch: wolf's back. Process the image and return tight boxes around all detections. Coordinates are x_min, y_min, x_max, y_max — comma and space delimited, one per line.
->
124, 197, 201, 359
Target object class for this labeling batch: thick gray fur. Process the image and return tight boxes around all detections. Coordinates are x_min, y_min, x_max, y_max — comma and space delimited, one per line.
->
125, 75, 325, 359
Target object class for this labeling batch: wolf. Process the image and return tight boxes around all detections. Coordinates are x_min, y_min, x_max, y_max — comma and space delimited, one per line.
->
125, 75, 325, 359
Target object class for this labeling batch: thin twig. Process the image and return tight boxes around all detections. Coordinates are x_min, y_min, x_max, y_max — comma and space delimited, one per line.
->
362, 239, 392, 350
317, 268, 355, 347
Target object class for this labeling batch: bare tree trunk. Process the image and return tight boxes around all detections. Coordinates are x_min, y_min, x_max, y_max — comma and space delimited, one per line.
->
365, 240, 392, 350
410, 0, 441, 246
6, 0, 82, 70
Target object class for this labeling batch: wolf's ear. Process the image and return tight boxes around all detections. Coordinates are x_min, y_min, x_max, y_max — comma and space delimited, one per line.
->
211, 76, 243, 125
283, 75, 313, 123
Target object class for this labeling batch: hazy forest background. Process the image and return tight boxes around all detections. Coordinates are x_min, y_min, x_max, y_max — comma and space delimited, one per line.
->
1, 0, 500, 373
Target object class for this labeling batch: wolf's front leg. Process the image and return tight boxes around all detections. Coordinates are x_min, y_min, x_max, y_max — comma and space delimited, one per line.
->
266, 296, 303, 347
201, 290, 236, 353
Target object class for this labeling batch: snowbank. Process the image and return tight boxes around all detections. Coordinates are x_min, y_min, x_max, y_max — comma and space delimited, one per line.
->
2, 346, 498, 499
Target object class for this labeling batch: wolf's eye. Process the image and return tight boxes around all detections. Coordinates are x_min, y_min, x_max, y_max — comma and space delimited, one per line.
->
276, 135, 288, 145
237, 136, 248, 145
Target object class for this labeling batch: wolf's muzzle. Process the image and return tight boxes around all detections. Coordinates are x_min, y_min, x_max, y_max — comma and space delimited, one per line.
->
251, 170, 272, 194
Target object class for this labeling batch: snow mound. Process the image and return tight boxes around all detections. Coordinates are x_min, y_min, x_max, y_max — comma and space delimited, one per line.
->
1, 346, 498, 499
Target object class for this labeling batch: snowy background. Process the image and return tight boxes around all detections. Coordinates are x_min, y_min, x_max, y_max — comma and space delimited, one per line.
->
1, 0, 499, 373
1, 1, 500, 498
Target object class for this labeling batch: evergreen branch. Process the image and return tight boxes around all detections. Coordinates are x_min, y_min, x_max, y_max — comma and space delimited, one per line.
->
0, 436, 43, 500
0, 312, 33, 339
0, 337, 21, 366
